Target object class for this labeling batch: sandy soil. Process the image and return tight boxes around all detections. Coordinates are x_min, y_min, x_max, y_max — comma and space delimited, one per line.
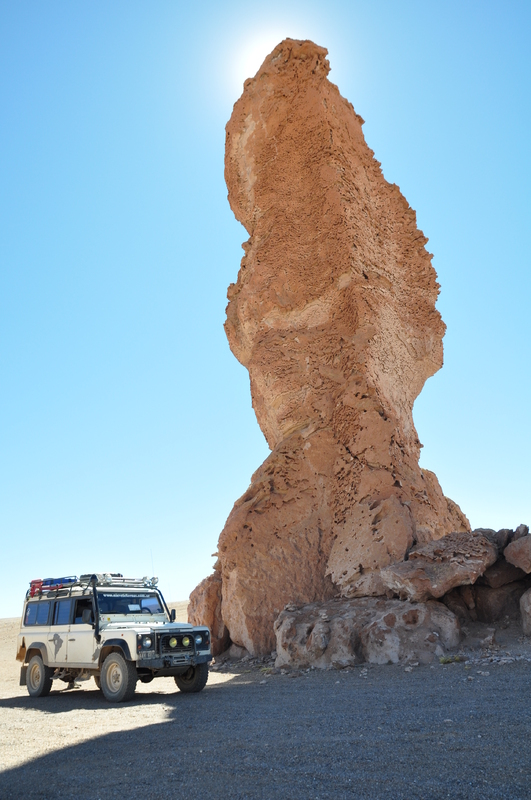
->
2, 609, 531, 799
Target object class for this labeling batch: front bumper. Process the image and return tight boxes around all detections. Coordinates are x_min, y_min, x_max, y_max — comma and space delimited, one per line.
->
136, 651, 211, 670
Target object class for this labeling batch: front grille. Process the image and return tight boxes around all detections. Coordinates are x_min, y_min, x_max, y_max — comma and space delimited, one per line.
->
158, 633, 195, 655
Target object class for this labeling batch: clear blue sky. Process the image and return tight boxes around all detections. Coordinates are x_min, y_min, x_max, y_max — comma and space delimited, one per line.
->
1, 1, 529, 617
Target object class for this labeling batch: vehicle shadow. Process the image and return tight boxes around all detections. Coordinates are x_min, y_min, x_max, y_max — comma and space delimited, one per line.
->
0, 673, 238, 712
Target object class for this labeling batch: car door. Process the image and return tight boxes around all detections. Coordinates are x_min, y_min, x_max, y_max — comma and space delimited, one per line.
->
46, 599, 71, 666
67, 597, 97, 667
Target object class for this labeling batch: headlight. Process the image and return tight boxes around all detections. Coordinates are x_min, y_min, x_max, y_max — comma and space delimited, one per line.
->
182, 636, 191, 648
169, 637, 178, 648
142, 636, 153, 649
195, 634, 203, 645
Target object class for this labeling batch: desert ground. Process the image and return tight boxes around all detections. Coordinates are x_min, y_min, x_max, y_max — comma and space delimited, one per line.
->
1, 606, 531, 800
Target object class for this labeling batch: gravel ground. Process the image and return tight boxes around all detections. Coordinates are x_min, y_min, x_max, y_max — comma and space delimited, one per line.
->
2, 614, 531, 799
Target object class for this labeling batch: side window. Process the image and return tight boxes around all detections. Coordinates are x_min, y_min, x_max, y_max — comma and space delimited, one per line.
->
53, 599, 72, 626
24, 602, 51, 626
24, 604, 37, 626
73, 598, 93, 624
36, 602, 51, 625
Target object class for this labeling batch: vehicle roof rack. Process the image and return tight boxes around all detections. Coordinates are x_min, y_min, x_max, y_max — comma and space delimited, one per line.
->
80, 574, 159, 589
28, 573, 159, 597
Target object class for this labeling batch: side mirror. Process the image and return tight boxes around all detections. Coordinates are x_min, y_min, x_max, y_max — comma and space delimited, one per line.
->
170, 609, 176, 622
82, 608, 94, 625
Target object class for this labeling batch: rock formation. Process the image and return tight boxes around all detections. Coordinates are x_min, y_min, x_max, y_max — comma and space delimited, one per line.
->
504, 532, 531, 573
380, 531, 497, 602
187, 572, 230, 656
274, 597, 461, 668
190, 38, 470, 655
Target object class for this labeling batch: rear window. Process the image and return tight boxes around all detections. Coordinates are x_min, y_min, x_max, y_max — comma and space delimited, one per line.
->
24, 602, 51, 626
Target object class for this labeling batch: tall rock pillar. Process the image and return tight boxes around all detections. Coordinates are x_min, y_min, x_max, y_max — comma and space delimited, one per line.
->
190, 39, 469, 655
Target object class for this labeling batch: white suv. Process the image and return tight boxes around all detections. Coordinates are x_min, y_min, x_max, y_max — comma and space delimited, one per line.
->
16, 573, 211, 702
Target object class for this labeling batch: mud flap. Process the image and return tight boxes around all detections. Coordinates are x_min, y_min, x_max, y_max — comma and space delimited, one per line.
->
20, 666, 27, 686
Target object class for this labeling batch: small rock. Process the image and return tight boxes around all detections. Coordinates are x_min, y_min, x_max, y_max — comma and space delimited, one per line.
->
520, 588, 531, 635
480, 629, 497, 648
504, 536, 531, 573
512, 524, 530, 542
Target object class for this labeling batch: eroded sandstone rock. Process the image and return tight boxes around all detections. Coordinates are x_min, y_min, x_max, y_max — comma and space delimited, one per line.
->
480, 559, 526, 589
380, 532, 497, 602
188, 571, 230, 656
504, 535, 531, 573
474, 581, 529, 623
520, 588, 531, 635
193, 38, 469, 654
474, 528, 512, 554
274, 597, 460, 667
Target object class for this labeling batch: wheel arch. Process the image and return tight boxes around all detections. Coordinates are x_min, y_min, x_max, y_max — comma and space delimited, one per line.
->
99, 639, 133, 666
25, 643, 49, 666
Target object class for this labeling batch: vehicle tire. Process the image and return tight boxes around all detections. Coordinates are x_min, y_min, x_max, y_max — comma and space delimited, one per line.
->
26, 655, 53, 698
94, 675, 101, 690
174, 662, 209, 693
100, 652, 137, 702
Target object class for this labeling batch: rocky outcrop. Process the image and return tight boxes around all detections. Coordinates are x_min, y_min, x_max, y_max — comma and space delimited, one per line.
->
380, 532, 497, 602
274, 597, 460, 668
439, 538, 531, 625
192, 38, 469, 655
188, 571, 230, 656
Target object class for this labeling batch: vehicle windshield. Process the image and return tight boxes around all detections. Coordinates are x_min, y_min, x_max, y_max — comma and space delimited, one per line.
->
97, 592, 165, 616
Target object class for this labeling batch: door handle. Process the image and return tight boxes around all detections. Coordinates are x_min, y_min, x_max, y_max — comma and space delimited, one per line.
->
68, 638, 76, 641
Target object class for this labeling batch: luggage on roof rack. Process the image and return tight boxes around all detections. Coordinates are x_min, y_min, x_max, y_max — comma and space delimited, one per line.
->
29, 577, 78, 597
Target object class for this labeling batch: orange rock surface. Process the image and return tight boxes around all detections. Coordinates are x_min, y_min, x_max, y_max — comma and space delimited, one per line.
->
191, 39, 469, 654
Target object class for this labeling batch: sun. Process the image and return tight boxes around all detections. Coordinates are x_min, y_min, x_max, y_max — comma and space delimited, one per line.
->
230, 30, 293, 90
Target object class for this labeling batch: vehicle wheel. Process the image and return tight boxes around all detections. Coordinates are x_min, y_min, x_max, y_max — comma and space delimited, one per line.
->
26, 655, 53, 698
174, 663, 209, 693
94, 675, 101, 690
100, 652, 137, 702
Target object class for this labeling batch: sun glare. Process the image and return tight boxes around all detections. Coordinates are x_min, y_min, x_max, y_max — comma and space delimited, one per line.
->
231, 30, 297, 91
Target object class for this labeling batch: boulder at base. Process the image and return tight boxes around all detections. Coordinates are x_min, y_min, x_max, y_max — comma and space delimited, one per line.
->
504, 535, 531, 574
520, 588, 531, 635
274, 597, 460, 668
380, 531, 497, 602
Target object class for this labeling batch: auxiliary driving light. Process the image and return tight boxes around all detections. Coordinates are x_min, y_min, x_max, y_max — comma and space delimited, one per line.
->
169, 637, 178, 648
182, 636, 191, 648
